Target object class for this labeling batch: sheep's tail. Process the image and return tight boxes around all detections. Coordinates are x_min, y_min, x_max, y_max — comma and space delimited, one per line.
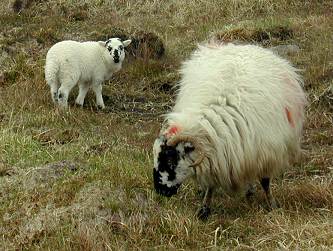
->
44, 57, 60, 103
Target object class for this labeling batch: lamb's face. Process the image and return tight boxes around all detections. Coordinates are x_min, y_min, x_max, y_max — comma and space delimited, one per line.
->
105, 38, 131, 64
153, 136, 195, 197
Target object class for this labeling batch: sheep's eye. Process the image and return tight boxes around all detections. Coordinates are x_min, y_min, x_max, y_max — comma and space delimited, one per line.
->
184, 146, 195, 154
107, 47, 112, 52
119, 45, 124, 50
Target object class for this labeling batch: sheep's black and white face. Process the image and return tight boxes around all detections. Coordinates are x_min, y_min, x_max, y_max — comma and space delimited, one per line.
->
104, 38, 131, 64
153, 136, 196, 197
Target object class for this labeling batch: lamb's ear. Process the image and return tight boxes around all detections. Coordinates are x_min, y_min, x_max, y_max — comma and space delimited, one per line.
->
123, 40, 132, 47
98, 41, 106, 47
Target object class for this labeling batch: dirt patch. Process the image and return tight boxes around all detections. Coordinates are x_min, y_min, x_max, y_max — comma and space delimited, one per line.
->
26, 160, 80, 186
102, 93, 172, 119
10, 181, 151, 247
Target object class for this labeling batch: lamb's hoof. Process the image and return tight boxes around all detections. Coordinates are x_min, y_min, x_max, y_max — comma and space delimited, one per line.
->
97, 105, 105, 110
197, 206, 211, 221
74, 103, 84, 108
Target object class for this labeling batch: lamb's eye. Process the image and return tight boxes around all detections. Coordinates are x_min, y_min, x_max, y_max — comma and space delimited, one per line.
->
107, 47, 112, 52
119, 45, 123, 50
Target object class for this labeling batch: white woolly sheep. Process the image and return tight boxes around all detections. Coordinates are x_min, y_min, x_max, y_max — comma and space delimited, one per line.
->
153, 42, 306, 219
45, 38, 131, 109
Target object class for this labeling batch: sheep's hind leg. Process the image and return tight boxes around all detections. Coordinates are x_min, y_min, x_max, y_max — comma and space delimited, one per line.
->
57, 80, 76, 109
260, 177, 279, 209
75, 82, 89, 107
50, 83, 59, 104
92, 81, 105, 109
197, 188, 213, 220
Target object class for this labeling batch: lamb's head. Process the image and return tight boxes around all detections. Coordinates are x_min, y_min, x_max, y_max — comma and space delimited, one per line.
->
153, 134, 205, 197
100, 38, 131, 64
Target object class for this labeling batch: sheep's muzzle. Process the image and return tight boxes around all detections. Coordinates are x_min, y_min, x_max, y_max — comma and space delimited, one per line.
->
153, 169, 179, 197
113, 50, 120, 63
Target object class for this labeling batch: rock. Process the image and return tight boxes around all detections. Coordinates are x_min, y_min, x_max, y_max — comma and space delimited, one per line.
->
270, 44, 301, 56
0, 72, 5, 85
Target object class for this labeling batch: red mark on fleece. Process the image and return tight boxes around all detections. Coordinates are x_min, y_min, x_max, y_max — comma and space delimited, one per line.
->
164, 125, 180, 138
285, 107, 295, 127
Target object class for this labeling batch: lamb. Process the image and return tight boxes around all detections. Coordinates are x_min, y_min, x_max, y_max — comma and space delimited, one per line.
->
45, 38, 131, 109
152, 42, 306, 219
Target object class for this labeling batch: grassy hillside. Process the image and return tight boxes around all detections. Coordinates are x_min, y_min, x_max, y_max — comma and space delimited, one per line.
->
0, 0, 332, 250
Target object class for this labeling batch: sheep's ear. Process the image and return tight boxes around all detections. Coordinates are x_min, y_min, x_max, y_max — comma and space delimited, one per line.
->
98, 41, 106, 47
123, 40, 132, 47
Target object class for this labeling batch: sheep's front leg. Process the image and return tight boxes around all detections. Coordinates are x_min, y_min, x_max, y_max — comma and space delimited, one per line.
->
260, 177, 279, 209
92, 81, 105, 109
75, 82, 89, 107
197, 188, 213, 220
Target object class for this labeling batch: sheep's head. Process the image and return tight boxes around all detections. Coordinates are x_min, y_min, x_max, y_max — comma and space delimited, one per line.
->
153, 134, 205, 197
99, 38, 131, 64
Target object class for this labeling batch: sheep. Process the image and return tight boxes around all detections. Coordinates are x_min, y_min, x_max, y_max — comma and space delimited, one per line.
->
45, 38, 131, 109
152, 42, 306, 220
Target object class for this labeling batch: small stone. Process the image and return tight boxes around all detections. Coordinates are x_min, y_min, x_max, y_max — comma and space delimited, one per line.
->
270, 44, 300, 56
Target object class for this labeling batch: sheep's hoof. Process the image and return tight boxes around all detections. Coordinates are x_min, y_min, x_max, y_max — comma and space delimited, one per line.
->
269, 198, 280, 210
197, 206, 211, 220
97, 105, 105, 110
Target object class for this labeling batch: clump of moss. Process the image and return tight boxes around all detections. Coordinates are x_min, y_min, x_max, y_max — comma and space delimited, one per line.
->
129, 31, 165, 60
214, 25, 294, 46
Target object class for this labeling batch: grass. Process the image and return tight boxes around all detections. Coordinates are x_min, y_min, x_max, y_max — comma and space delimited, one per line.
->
0, 0, 332, 250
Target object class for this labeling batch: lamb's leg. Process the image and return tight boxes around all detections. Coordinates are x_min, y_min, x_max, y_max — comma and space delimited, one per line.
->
45, 65, 59, 104
197, 188, 213, 220
92, 81, 105, 109
50, 83, 59, 104
57, 80, 76, 109
260, 177, 278, 209
75, 82, 89, 107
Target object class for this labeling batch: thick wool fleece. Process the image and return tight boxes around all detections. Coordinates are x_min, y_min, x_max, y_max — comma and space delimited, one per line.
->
163, 42, 306, 191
